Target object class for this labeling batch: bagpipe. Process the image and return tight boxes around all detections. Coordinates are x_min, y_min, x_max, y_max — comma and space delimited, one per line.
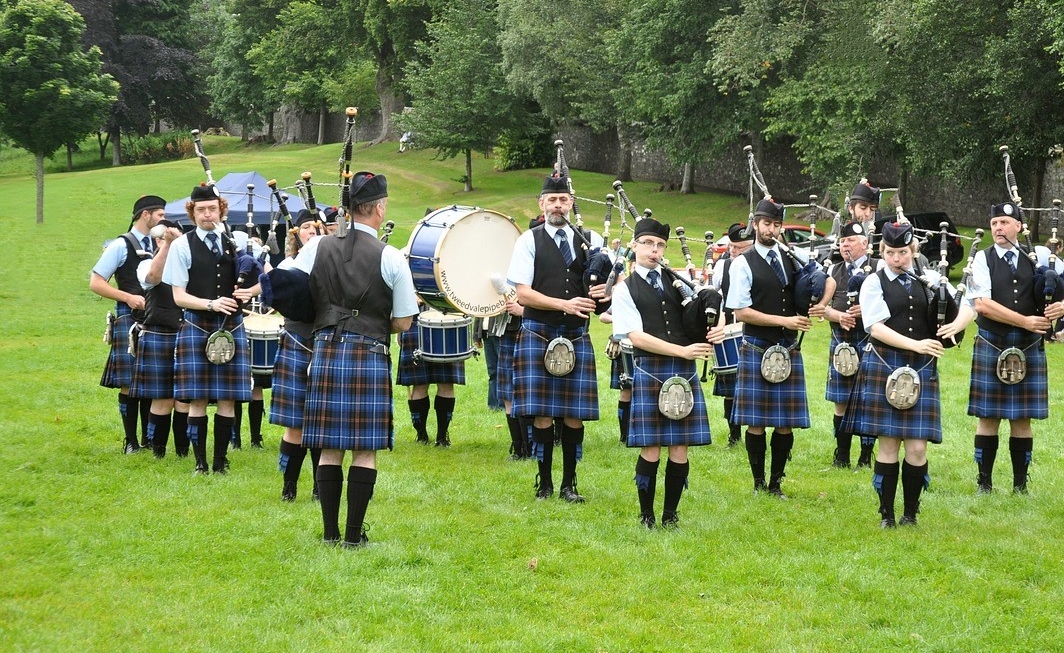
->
555, 140, 612, 314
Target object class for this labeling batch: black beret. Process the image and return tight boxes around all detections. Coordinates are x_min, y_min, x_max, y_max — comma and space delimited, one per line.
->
753, 198, 785, 220
990, 201, 1021, 221
132, 195, 166, 218
157, 219, 179, 230
633, 218, 670, 242
322, 206, 340, 224
292, 209, 319, 228
348, 171, 387, 208
849, 181, 880, 205
190, 183, 219, 202
839, 220, 868, 238
880, 221, 914, 248
727, 222, 753, 242
541, 173, 569, 194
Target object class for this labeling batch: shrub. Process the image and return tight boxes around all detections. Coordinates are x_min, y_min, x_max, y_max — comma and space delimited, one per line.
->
122, 130, 195, 165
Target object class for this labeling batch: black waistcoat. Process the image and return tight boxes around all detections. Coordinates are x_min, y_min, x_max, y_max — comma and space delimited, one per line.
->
523, 226, 589, 329
311, 230, 392, 341
829, 259, 866, 335
743, 248, 797, 342
874, 270, 934, 345
114, 234, 151, 322
975, 248, 1037, 336
627, 270, 693, 356
186, 232, 237, 309
143, 282, 182, 331
718, 258, 736, 324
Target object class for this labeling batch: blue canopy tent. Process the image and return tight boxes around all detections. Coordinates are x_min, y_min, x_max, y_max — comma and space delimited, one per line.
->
164, 171, 309, 227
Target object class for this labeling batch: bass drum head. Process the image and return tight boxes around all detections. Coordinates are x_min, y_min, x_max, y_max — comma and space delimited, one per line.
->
407, 206, 521, 317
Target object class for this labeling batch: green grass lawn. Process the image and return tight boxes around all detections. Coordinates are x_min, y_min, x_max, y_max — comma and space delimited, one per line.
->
1, 140, 1063, 652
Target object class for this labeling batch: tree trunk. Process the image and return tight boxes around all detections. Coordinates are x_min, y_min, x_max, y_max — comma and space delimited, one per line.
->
1031, 159, 1046, 242
111, 127, 122, 166
614, 123, 633, 182
317, 102, 327, 145
98, 131, 109, 160
268, 113, 275, 142
67, 144, 74, 171
680, 162, 695, 194
373, 67, 404, 145
35, 152, 45, 224
465, 149, 473, 192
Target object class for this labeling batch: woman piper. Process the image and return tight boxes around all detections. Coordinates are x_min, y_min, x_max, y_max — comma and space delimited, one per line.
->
842, 221, 974, 527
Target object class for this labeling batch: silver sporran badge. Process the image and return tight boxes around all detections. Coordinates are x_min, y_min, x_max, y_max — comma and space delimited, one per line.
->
544, 336, 576, 376
760, 344, 792, 383
658, 376, 694, 420
205, 329, 236, 365
832, 341, 860, 377
886, 366, 921, 410
996, 347, 1027, 385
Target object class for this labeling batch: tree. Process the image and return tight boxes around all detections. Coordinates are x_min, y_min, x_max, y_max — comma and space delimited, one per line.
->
0, 0, 118, 223
401, 0, 521, 191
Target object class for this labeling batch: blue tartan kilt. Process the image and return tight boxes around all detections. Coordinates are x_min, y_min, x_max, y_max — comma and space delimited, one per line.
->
496, 330, 517, 404
395, 327, 466, 386
841, 344, 942, 443
825, 326, 868, 403
627, 355, 711, 448
730, 337, 810, 429
608, 355, 626, 390
129, 328, 177, 399
513, 319, 599, 421
269, 329, 313, 429
302, 328, 394, 451
967, 328, 1049, 419
711, 369, 736, 398
173, 311, 253, 403
100, 308, 136, 389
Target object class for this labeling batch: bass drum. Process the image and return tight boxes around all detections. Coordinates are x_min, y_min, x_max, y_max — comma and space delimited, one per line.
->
406, 206, 521, 317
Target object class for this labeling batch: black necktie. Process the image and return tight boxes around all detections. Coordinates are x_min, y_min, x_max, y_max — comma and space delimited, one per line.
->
141, 235, 152, 253
556, 231, 573, 267
206, 232, 221, 260
1004, 250, 1016, 272
647, 269, 663, 295
768, 250, 787, 285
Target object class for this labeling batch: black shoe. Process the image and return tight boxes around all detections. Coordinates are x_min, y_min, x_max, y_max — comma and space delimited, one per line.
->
753, 478, 767, 494
281, 481, 297, 502
250, 438, 264, 450
323, 537, 340, 547
559, 486, 585, 503
898, 515, 918, 526
832, 448, 850, 469
880, 517, 897, 529
123, 441, 141, 455
977, 473, 993, 494
175, 448, 189, 458
435, 436, 451, 448
312, 484, 320, 502
768, 486, 788, 500
341, 531, 369, 549
535, 484, 554, 500
193, 462, 209, 475
140, 438, 151, 449
727, 436, 741, 448
639, 513, 656, 530
661, 512, 679, 529
415, 434, 429, 445
212, 459, 228, 475
1014, 483, 1029, 495
153, 447, 166, 460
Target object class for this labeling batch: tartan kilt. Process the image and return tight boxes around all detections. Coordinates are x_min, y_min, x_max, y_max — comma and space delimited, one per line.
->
173, 311, 253, 402
608, 354, 627, 390
825, 326, 868, 403
302, 328, 393, 451
395, 327, 466, 386
496, 330, 517, 404
513, 319, 599, 421
730, 337, 810, 429
627, 355, 711, 448
841, 344, 942, 442
711, 369, 736, 398
268, 329, 313, 429
967, 328, 1049, 419
100, 308, 136, 389
129, 328, 177, 399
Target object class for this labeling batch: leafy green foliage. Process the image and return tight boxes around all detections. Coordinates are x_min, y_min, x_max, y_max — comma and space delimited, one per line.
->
121, 130, 196, 165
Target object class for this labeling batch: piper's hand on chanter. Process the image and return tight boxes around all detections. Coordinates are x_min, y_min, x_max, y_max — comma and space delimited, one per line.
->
125, 294, 146, 311
1043, 301, 1064, 322
562, 296, 597, 318
1022, 314, 1053, 334
588, 282, 609, 302
705, 324, 727, 345
784, 315, 812, 332
210, 296, 240, 316
916, 337, 946, 358
232, 286, 260, 303
680, 342, 715, 361
807, 304, 828, 320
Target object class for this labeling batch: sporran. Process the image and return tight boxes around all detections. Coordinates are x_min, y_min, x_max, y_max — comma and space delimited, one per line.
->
605, 337, 621, 360
657, 376, 694, 420
885, 366, 921, 410
832, 341, 860, 377
127, 322, 142, 357
760, 344, 792, 383
544, 336, 576, 377
205, 329, 237, 365
996, 346, 1027, 385
104, 311, 115, 344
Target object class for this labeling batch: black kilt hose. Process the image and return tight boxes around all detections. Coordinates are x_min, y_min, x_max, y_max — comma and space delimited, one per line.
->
396, 325, 466, 386
302, 329, 394, 451
268, 329, 313, 429
967, 328, 1049, 420
627, 354, 710, 448
730, 336, 810, 428
841, 343, 942, 443
173, 310, 252, 403
129, 328, 177, 399
825, 325, 868, 403
496, 329, 518, 404
100, 305, 136, 388
513, 319, 599, 420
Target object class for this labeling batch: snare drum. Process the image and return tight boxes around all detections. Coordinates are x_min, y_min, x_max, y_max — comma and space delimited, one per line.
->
619, 338, 635, 388
713, 322, 743, 374
407, 206, 522, 316
417, 311, 475, 362
244, 311, 284, 375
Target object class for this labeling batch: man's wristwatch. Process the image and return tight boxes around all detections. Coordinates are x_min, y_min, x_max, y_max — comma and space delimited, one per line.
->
206, 300, 214, 312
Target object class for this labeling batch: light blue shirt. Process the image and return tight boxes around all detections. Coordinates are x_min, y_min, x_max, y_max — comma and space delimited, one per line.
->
724, 242, 787, 311
968, 244, 1064, 301
859, 267, 962, 333
288, 224, 419, 319
507, 222, 604, 286
161, 227, 227, 290
92, 227, 151, 280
